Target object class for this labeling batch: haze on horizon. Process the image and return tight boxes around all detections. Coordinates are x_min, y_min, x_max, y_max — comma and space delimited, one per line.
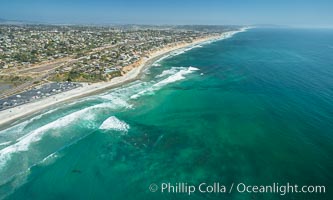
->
0, 0, 332, 27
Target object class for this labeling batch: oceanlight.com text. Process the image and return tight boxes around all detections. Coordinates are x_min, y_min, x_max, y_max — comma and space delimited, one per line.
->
148, 182, 326, 196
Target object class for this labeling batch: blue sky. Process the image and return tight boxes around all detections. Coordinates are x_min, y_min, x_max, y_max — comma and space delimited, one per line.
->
0, 0, 332, 26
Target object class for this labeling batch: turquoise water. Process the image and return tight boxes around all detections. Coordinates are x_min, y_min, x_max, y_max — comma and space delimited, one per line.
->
0, 28, 332, 200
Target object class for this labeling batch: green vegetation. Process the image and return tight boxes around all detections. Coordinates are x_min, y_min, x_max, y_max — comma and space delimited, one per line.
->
50, 69, 115, 83
0, 75, 32, 84
13, 53, 38, 63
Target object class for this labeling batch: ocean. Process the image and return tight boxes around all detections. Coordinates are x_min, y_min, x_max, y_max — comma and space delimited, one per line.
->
0, 28, 332, 200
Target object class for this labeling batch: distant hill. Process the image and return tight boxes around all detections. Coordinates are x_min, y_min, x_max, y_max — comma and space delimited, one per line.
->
0, 18, 42, 25
0, 18, 20, 24
253, 24, 287, 28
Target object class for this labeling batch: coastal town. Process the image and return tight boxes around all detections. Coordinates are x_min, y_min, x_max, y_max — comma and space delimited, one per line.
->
0, 24, 240, 112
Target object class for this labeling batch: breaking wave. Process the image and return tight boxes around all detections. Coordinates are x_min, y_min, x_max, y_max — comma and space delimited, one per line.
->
155, 67, 180, 78
0, 107, 58, 137
99, 116, 129, 132
131, 66, 199, 99
152, 63, 161, 67
99, 94, 133, 109
154, 67, 199, 87
0, 102, 117, 168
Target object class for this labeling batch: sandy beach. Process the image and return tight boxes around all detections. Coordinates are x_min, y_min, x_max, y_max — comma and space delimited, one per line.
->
0, 31, 241, 127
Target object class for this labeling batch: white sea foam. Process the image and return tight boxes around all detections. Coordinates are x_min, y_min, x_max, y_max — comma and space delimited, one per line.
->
0, 108, 63, 153
0, 121, 30, 139
39, 152, 60, 166
219, 27, 250, 40
0, 102, 115, 168
194, 44, 203, 48
99, 95, 132, 108
131, 66, 199, 99
0, 107, 59, 138
99, 81, 150, 107
154, 67, 199, 87
99, 116, 129, 132
0, 141, 11, 146
188, 66, 200, 71
150, 43, 203, 67
168, 45, 201, 57
155, 67, 183, 78
151, 54, 171, 66
152, 63, 161, 67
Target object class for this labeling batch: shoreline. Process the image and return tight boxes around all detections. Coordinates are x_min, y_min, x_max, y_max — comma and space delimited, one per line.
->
0, 28, 247, 127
